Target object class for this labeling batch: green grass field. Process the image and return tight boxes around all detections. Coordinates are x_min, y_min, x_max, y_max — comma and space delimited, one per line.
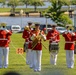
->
0, 8, 46, 12
0, 33, 76, 75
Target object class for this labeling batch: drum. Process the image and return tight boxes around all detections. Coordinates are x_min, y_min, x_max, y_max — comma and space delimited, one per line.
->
49, 43, 59, 52
74, 44, 76, 54
23, 43, 28, 52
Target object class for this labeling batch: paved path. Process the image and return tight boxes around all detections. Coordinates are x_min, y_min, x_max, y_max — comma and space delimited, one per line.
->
0, 12, 41, 17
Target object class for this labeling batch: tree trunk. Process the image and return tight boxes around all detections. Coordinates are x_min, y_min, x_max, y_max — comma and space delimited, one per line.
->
34, 5, 37, 11
13, 8, 15, 14
26, 3, 28, 8
10, 6, 15, 16
26, 4, 27, 8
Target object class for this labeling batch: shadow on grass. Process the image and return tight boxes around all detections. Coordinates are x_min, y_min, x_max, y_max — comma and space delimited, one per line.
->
10, 64, 25, 66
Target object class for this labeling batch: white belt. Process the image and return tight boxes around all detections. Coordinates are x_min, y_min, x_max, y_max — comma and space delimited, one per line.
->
26, 42, 29, 44
65, 41, 74, 43
51, 43, 58, 45
29, 41, 32, 43
0, 39, 7, 40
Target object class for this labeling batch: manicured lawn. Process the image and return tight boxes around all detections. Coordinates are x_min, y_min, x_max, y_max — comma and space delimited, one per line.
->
0, 8, 46, 12
0, 33, 76, 75
0, 8, 11, 12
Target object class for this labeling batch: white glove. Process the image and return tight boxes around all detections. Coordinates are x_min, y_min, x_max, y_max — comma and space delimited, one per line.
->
71, 33, 75, 36
64, 31, 68, 34
41, 34, 43, 37
41, 34, 46, 40
33, 34, 36, 36
30, 34, 36, 40
5, 29, 9, 33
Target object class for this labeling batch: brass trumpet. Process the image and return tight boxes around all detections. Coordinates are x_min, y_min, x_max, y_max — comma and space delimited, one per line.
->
32, 31, 43, 49
24, 26, 30, 31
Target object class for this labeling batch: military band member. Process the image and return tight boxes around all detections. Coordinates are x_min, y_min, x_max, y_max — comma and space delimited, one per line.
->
0, 23, 12, 68
27, 25, 34, 68
46, 24, 60, 65
31, 23, 46, 72
28, 25, 35, 69
62, 25, 76, 68
22, 22, 32, 65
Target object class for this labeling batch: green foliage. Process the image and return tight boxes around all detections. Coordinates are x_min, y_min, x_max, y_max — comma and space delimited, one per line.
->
0, 0, 5, 3
70, 0, 76, 5
7, 0, 21, 14
29, 0, 44, 11
44, 0, 73, 26
59, 14, 72, 26
0, 0, 6, 7
7, 0, 21, 8
29, 0, 44, 6
20, 0, 30, 8
50, 0, 70, 6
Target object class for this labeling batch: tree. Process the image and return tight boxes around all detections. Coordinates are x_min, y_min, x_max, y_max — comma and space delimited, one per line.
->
7, 0, 21, 15
0, 0, 6, 8
70, 0, 76, 5
29, 0, 44, 11
21, 0, 30, 8
44, 0, 74, 27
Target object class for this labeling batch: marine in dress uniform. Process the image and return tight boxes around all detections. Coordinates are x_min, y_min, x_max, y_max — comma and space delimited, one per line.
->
0, 23, 12, 68
22, 22, 32, 65
28, 25, 36, 69
46, 25, 60, 65
30, 23, 46, 72
62, 25, 76, 68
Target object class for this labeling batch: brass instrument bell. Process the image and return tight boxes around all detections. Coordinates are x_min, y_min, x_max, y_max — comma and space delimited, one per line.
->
24, 26, 30, 31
